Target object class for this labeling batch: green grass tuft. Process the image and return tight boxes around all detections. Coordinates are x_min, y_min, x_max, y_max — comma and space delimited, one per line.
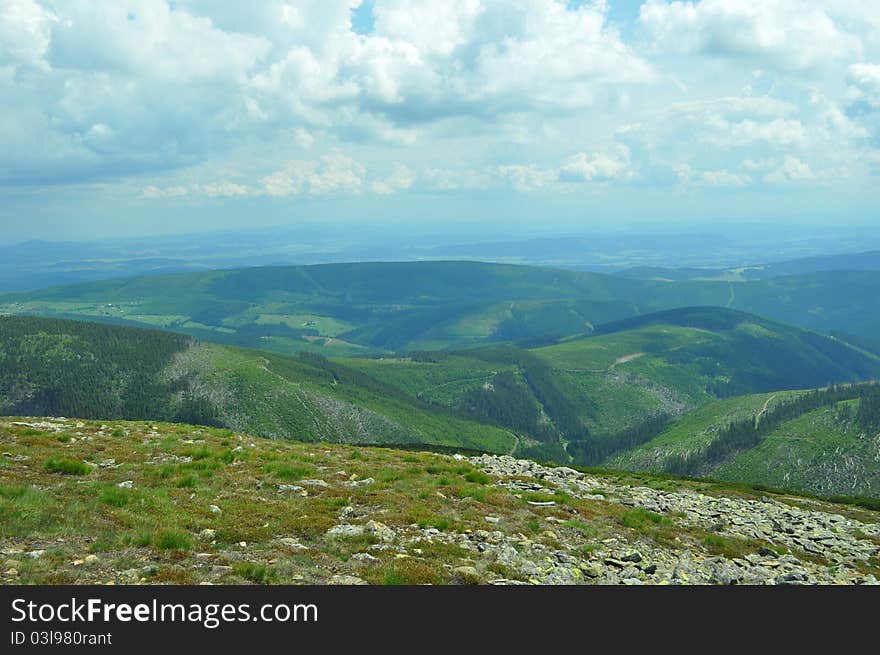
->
44, 457, 91, 476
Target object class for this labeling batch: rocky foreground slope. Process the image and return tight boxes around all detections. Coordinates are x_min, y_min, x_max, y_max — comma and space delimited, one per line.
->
1, 418, 878, 585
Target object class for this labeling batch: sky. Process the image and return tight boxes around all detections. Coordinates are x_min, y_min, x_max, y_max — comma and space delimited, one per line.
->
1, 0, 879, 244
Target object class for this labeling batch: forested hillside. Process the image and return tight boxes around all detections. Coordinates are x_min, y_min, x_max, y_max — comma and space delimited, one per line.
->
345, 307, 880, 465
3, 306, 880, 497
0, 316, 193, 420
0, 316, 514, 454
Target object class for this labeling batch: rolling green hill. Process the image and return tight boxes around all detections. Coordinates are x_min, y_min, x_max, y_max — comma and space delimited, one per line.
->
0, 262, 651, 355
342, 307, 880, 467
0, 316, 514, 454
3, 261, 880, 353
5, 298, 880, 499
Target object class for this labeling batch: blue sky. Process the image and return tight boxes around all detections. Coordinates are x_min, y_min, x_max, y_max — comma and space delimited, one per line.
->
1, 1, 879, 243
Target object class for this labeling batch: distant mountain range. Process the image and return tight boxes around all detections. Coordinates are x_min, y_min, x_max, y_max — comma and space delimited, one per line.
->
4, 260, 880, 350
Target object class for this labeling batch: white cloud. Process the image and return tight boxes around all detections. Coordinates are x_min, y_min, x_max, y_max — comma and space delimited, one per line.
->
676, 164, 750, 187
198, 182, 250, 198
496, 164, 556, 192
423, 167, 492, 191
0, 0, 56, 71
559, 150, 632, 183
497, 148, 632, 191
763, 155, 815, 184
0, 1, 658, 187
846, 63, 880, 144
662, 97, 806, 149
371, 164, 415, 195
139, 184, 189, 199
261, 154, 367, 197
2, 0, 878, 212
848, 64, 880, 103
701, 118, 806, 149
639, 0, 863, 73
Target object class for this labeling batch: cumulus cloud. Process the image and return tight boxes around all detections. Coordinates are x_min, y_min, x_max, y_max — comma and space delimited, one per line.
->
139, 185, 189, 199
663, 97, 806, 149
0, 0, 56, 71
0, 0, 658, 187
639, 0, 864, 73
763, 156, 815, 184
371, 164, 416, 195
846, 63, 880, 145
496, 148, 633, 192
676, 164, 750, 187
260, 154, 367, 197
2, 0, 879, 210
496, 164, 556, 192
558, 150, 632, 183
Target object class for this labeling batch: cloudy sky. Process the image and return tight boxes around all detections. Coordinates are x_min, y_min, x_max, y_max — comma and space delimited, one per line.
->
1, 0, 879, 243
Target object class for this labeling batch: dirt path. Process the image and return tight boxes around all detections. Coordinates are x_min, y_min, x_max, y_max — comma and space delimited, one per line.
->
755, 394, 777, 427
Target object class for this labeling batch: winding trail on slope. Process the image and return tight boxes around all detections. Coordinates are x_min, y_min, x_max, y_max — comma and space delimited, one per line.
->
755, 394, 777, 428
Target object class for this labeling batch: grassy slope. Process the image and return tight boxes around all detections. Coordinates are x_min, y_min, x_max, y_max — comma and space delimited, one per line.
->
608, 392, 880, 499
2, 417, 877, 585
713, 400, 880, 498
0, 417, 518, 585
606, 392, 807, 470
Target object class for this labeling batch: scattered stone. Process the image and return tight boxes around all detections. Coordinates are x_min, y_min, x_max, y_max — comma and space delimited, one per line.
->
364, 520, 395, 543
454, 566, 479, 578
343, 477, 375, 487
276, 538, 308, 551
328, 574, 368, 585
351, 552, 378, 563
117, 480, 134, 489
301, 479, 330, 488
209, 505, 222, 514
327, 524, 365, 537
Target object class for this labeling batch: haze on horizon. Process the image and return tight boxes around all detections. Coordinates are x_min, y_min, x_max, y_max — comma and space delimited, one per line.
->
1, 1, 879, 245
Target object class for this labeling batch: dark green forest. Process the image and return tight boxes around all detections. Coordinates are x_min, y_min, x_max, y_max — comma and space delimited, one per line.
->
0, 316, 197, 421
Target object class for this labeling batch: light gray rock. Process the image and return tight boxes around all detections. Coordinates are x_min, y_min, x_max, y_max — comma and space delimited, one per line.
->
327, 524, 364, 537
329, 574, 368, 585
364, 520, 396, 543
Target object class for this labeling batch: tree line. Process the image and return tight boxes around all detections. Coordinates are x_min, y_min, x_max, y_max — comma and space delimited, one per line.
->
662, 383, 878, 476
